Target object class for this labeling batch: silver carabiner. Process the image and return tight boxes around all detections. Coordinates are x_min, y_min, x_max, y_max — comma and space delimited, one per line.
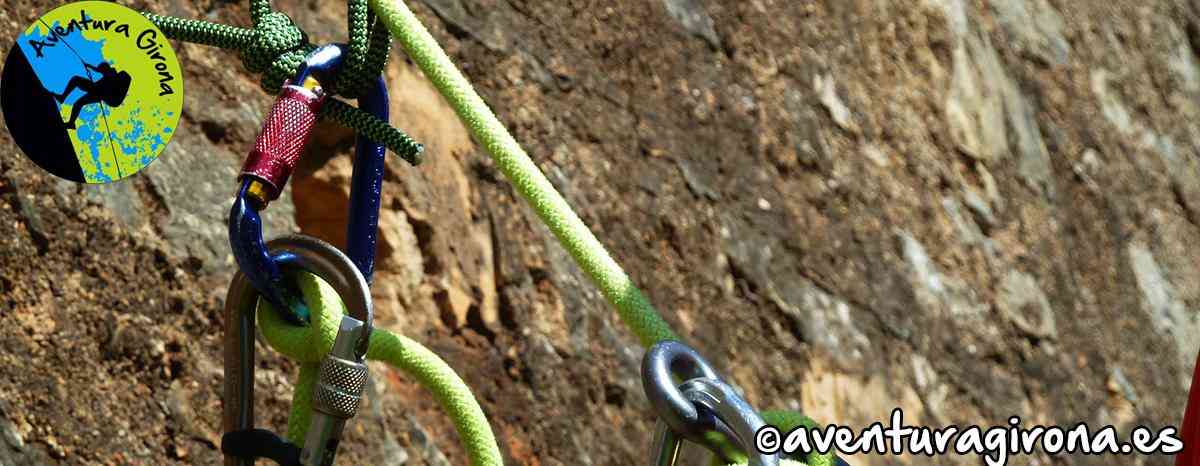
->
649, 378, 779, 466
643, 340, 780, 466
642, 340, 732, 442
223, 234, 374, 466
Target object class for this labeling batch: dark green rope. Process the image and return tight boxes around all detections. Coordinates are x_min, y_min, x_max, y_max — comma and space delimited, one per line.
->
141, 2, 423, 164
249, 0, 270, 25
324, 99, 422, 165
336, 0, 374, 96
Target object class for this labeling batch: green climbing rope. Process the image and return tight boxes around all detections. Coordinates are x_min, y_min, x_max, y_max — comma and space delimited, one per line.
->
141, 0, 424, 163
367, 0, 677, 348
368, 2, 845, 465
335, 0, 389, 97
255, 273, 824, 466
258, 272, 504, 466
324, 98, 423, 164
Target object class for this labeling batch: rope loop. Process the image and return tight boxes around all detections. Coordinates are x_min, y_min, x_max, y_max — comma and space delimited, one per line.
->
256, 272, 504, 466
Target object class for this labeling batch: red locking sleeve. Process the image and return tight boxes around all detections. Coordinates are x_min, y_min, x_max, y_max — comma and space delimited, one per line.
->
240, 84, 325, 200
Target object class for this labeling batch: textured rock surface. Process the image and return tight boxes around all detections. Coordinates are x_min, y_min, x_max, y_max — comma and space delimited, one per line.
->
1, 0, 1198, 465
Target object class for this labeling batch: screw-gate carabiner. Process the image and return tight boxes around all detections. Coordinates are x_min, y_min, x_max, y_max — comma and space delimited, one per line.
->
223, 234, 373, 466
228, 43, 392, 323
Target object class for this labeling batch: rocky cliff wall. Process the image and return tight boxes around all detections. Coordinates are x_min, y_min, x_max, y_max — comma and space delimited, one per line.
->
0, 0, 1197, 465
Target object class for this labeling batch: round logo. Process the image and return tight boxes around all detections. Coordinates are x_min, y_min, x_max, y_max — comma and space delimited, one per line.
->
1, 1, 183, 183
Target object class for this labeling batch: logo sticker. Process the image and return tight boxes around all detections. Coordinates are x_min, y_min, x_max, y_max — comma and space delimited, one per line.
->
1, 1, 183, 183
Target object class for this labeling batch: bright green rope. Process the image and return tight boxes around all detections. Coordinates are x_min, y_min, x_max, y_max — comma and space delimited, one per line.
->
368, 2, 845, 465
258, 272, 503, 466
368, 0, 677, 348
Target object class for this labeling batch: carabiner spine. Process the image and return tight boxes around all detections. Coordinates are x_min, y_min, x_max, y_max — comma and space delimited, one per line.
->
223, 272, 260, 466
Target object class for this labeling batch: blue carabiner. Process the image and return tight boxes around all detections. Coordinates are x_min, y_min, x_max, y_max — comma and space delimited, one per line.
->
345, 75, 388, 283
228, 44, 391, 322
294, 44, 390, 283
292, 44, 389, 283
229, 180, 308, 323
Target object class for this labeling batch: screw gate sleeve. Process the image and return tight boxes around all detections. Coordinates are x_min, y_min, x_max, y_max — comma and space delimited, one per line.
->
313, 317, 370, 419
241, 84, 326, 200
301, 316, 369, 466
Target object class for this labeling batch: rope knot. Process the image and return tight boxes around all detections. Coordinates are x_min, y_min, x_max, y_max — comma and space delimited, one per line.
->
239, 12, 311, 91
144, 8, 423, 160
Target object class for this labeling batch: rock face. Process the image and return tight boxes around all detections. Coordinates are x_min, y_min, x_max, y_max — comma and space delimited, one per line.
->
1, 0, 1198, 465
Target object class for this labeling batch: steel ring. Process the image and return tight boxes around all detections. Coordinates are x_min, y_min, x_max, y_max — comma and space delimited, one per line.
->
268, 234, 373, 356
